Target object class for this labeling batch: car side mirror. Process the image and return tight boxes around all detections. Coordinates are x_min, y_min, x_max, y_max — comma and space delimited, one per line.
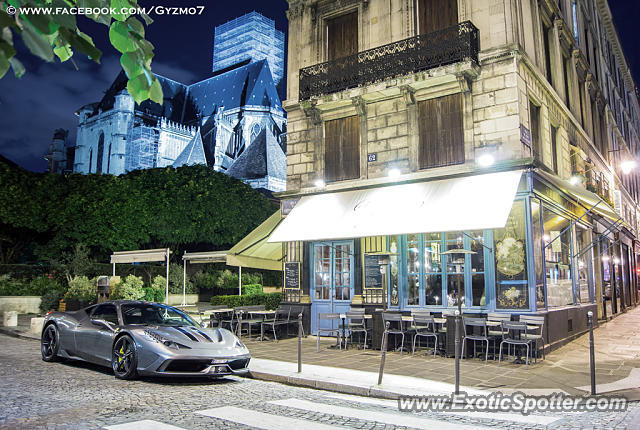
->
91, 319, 115, 331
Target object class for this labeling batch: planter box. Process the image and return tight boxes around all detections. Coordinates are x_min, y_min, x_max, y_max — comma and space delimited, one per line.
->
0, 296, 41, 314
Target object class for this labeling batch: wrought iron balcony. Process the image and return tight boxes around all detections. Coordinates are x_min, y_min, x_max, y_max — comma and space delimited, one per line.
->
299, 21, 479, 101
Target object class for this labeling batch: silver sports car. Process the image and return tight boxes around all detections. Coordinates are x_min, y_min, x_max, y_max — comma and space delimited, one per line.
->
41, 300, 250, 379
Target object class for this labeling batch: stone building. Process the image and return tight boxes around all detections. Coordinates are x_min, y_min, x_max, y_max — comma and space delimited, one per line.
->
269, 0, 640, 348
58, 12, 287, 192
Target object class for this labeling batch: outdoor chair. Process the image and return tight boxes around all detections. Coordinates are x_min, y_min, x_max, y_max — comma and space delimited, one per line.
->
498, 321, 531, 367
487, 312, 511, 358
261, 308, 291, 341
519, 315, 546, 362
317, 313, 342, 352
412, 315, 438, 357
221, 308, 240, 332
237, 306, 267, 339
195, 305, 229, 327
461, 317, 490, 362
382, 312, 408, 355
287, 306, 305, 337
345, 311, 370, 349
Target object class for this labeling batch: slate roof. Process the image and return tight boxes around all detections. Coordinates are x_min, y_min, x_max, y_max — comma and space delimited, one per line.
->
172, 132, 207, 168
226, 127, 286, 180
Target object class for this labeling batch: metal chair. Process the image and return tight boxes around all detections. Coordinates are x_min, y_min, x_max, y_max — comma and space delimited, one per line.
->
412, 315, 438, 357
287, 306, 305, 337
261, 308, 291, 341
461, 317, 490, 362
487, 312, 511, 358
382, 312, 408, 355
519, 315, 545, 362
498, 321, 531, 367
237, 306, 266, 339
317, 313, 342, 352
199, 305, 229, 327
345, 311, 370, 349
221, 308, 240, 332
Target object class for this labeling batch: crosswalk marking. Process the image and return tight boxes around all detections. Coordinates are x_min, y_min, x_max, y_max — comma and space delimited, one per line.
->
196, 406, 341, 429
268, 398, 493, 430
324, 392, 562, 425
104, 420, 186, 430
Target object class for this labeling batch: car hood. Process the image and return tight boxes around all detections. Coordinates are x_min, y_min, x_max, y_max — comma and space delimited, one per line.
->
130, 325, 248, 354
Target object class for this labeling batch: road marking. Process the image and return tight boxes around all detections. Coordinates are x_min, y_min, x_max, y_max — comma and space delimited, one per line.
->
196, 406, 341, 429
324, 393, 561, 425
104, 420, 186, 430
268, 398, 492, 430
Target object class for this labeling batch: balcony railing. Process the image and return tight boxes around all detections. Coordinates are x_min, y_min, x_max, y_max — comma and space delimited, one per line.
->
299, 21, 479, 101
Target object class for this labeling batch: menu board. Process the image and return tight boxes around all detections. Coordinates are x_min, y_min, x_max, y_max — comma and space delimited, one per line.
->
284, 262, 300, 290
364, 254, 383, 289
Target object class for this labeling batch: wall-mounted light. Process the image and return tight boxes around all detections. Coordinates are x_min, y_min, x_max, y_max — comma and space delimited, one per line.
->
477, 153, 495, 167
387, 168, 401, 178
620, 160, 637, 175
569, 175, 582, 185
314, 179, 325, 188
475, 143, 499, 168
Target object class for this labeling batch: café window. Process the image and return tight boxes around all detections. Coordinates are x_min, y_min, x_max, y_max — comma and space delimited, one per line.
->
495, 200, 529, 310
575, 224, 594, 303
532, 199, 546, 309
326, 11, 358, 61
415, 0, 458, 35
324, 115, 360, 182
542, 207, 574, 307
418, 93, 464, 169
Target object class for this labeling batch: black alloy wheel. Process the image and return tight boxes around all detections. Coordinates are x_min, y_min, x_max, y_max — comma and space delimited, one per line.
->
112, 335, 138, 380
41, 324, 60, 362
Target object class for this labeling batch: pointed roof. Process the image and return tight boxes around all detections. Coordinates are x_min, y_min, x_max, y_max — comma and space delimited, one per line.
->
173, 132, 207, 168
226, 127, 286, 180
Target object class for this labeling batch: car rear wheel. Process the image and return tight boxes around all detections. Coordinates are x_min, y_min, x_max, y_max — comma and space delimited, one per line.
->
41, 324, 60, 362
112, 335, 138, 380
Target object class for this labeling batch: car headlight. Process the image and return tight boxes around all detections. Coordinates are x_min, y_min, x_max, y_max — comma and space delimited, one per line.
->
143, 329, 190, 350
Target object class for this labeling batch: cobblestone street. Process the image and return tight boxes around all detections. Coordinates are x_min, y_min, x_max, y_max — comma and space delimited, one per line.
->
0, 335, 637, 429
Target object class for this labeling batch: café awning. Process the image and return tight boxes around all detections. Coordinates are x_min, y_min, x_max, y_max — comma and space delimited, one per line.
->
269, 170, 523, 242
182, 251, 228, 264
227, 210, 284, 271
536, 170, 621, 223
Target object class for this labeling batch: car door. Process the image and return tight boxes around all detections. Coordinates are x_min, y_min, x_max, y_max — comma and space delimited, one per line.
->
75, 303, 118, 364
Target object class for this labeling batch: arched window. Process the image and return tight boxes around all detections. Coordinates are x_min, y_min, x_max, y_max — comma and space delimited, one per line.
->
96, 133, 104, 174
107, 143, 112, 173
88, 149, 93, 174
250, 123, 261, 141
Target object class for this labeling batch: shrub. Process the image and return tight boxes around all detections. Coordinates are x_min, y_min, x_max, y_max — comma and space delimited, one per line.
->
210, 292, 281, 310
65, 276, 97, 302
193, 271, 218, 290
40, 289, 64, 313
242, 272, 261, 285
0, 274, 31, 296
149, 276, 167, 302
215, 269, 238, 290
29, 276, 63, 296
168, 263, 196, 294
241, 284, 262, 296
110, 275, 145, 300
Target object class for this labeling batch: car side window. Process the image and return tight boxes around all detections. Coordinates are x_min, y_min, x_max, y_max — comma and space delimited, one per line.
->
91, 304, 119, 325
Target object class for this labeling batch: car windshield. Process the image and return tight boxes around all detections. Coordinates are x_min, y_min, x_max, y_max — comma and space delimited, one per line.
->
120, 303, 199, 327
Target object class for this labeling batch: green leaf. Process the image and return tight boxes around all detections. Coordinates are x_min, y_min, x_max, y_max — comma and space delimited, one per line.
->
9, 57, 25, 77
119, 51, 141, 78
50, 0, 77, 29
53, 44, 73, 62
0, 10, 17, 29
125, 16, 144, 38
0, 50, 10, 78
149, 76, 163, 104
60, 28, 101, 62
109, 21, 136, 53
134, 37, 154, 58
111, 0, 131, 22
76, 0, 111, 26
139, 12, 153, 26
21, 22, 54, 61
0, 40, 16, 58
126, 72, 151, 104
24, 13, 59, 35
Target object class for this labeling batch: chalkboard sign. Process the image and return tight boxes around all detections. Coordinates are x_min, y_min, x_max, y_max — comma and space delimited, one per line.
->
364, 254, 383, 289
284, 262, 300, 290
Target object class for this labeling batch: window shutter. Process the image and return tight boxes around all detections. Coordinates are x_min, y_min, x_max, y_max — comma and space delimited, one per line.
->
417, 0, 458, 35
325, 116, 360, 182
327, 11, 358, 61
418, 93, 464, 169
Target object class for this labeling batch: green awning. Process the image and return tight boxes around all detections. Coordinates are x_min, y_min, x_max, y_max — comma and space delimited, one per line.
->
226, 211, 284, 271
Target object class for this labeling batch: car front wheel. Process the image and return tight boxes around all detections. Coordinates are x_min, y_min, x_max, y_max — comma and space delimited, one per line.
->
112, 335, 138, 380
41, 324, 60, 362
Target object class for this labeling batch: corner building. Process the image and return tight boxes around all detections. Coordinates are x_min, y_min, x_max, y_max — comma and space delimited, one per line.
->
270, 0, 640, 350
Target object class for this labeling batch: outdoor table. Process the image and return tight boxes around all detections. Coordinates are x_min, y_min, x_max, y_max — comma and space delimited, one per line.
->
248, 310, 276, 340
202, 308, 234, 328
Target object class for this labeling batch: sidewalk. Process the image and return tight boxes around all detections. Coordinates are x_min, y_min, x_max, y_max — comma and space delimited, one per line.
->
4, 309, 640, 400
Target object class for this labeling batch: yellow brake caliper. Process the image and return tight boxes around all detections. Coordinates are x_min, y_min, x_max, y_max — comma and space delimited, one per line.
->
118, 345, 125, 364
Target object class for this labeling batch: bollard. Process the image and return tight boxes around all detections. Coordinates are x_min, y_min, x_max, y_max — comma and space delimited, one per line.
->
588, 311, 596, 395
298, 313, 303, 373
454, 310, 461, 395
378, 321, 390, 385
236, 311, 243, 339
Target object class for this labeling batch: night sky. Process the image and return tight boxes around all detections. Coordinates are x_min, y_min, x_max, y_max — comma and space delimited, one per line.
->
0, 0, 638, 172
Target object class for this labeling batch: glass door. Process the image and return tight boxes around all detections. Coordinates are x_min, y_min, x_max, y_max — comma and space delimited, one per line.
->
311, 241, 354, 335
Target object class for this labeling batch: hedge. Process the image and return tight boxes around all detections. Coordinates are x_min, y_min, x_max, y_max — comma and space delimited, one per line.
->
210, 293, 281, 310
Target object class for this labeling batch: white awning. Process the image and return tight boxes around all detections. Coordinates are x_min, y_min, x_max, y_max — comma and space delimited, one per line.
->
536, 170, 621, 223
268, 170, 523, 243
110, 248, 170, 264
182, 251, 229, 264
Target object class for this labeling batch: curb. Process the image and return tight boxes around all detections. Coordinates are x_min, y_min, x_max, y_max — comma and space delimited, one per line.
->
0, 327, 39, 342
247, 370, 401, 399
